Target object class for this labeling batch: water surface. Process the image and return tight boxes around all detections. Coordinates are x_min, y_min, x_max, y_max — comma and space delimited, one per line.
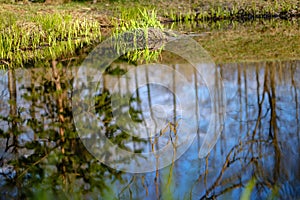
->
0, 58, 299, 199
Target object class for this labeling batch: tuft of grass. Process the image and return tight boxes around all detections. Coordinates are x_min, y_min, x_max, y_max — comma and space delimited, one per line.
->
112, 8, 164, 64
0, 12, 101, 68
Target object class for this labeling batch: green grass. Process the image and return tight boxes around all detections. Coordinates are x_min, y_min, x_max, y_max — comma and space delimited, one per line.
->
112, 8, 164, 64
0, 11, 101, 68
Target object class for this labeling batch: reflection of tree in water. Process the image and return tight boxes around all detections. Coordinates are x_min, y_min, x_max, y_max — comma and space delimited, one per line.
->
7, 69, 19, 153
104, 61, 299, 199
94, 64, 147, 153
0, 60, 299, 199
0, 60, 124, 199
197, 61, 300, 199
85, 60, 300, 199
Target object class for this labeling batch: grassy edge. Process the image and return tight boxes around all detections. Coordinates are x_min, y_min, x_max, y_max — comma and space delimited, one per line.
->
0, 1, 300, 67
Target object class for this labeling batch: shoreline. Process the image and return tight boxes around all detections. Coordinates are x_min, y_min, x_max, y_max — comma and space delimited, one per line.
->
1, 1, 300, 67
